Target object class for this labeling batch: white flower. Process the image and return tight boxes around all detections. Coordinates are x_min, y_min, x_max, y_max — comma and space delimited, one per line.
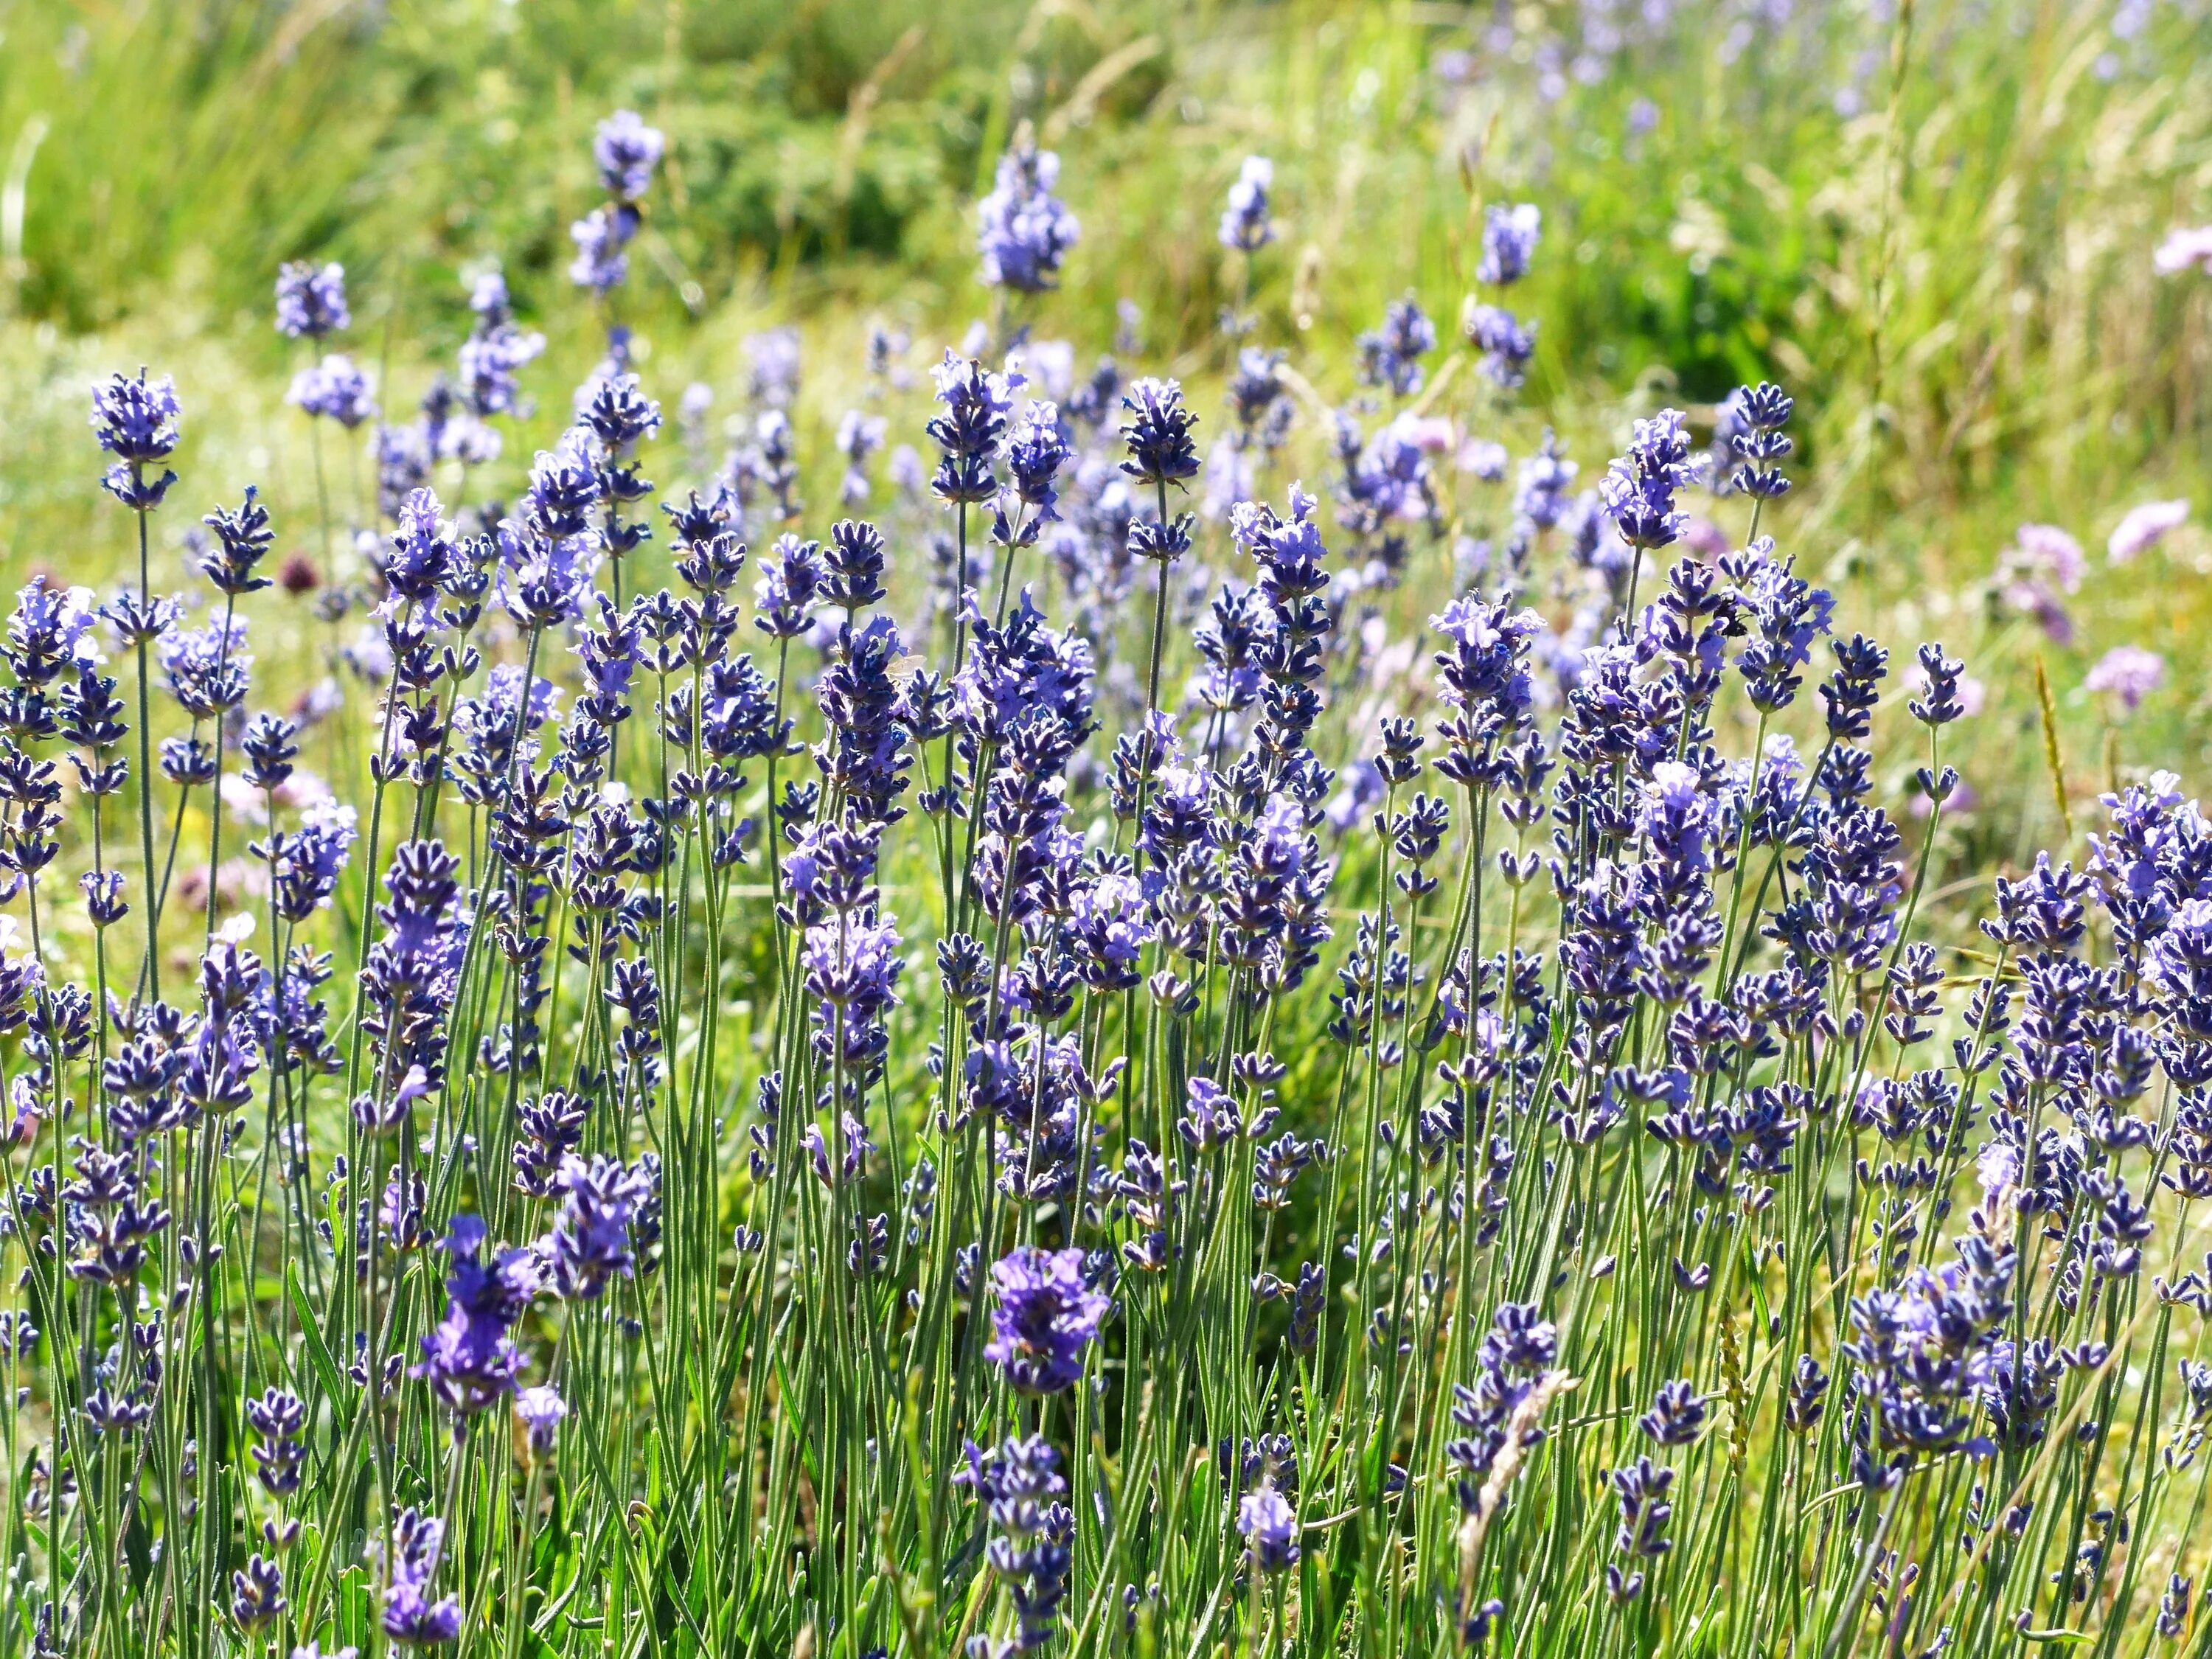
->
2156, 224, 2212, 276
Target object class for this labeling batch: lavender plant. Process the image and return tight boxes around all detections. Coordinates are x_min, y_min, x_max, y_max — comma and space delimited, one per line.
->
7, 114, 2212, 1659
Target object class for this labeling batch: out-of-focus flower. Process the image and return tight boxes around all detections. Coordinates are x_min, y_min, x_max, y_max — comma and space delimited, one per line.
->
1458, 437, 1509, 481
1514, 431, 1576, 527
1997, 522, 2086, 642
1220, 156, 1276, 253
1682, 516, 1730, 559
1464, 300, 1536, 388
593, 109, 665, 201
2007, 524, 2084, 591
745, 327, 803, 409
2109, 498, 2189, 563
568, 205, 635, 293
288, 355, 378, 428
2087, 644, 2165, 712
1237, 1486, 1300, 1571
1357, 296, 1436, 397
514, 1385, 567, 1455
1910, 776, 1976, 817
2155, 225, 2212, 276
978, 131, 1080, 293
274, 262, 349, 340
1477, 202, 1541, 286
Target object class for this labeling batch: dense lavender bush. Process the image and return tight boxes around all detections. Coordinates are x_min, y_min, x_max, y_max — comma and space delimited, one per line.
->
4, 111, 2210, 1659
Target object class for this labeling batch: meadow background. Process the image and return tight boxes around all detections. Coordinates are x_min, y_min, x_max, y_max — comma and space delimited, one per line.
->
1, 0, 2208, 903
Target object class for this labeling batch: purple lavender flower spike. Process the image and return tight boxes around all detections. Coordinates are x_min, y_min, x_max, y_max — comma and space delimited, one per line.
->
1237, 1487, 1300, 1571
548, 1152, 655, 1301
414, 1214, 540, 1416
288, 354, 378, 428
515, 1384, 567, 1455
978, 130, 1080, 293
1600, 409, 1694, 556
274, 260, 349, 339
1357, 295, 1436, 397
380, 1509, 462, 1646
1220, 156, 1276, 253
986, 1245, 1110, 1394
91, 370, 181, 512
594, 109, 665, 202
1477, 203, 1541, 286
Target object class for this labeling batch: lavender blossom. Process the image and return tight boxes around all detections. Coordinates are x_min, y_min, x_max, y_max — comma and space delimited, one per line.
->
288, 355, 378, 428
1120, 378, 1201, 490
930, 352, 1023, 507
1237, 1487, 1300, 1571
569, 205, 635, 294
414, 1214, 540, 1416
274, 260, 349, 339
91, 371, 181, 512
515, 1385, 567, 1455
956, 1436, 1074, 1652
1219, 156, 1276, 253
594, 109, 665, 201
986, 1245, 1110, 1394
1357, 295, 1437, 396
380, 1509, 461, 1646
2087, 644, 2165, 712
978, 132, 1081, 293
1476, 202, 1541, 286
1600, 410, 1695, 554
1464, 302, 1536, 389
548, 1153, 654, 1300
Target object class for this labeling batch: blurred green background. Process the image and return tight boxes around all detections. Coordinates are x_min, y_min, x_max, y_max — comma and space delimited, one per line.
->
1, 0, 2211, 877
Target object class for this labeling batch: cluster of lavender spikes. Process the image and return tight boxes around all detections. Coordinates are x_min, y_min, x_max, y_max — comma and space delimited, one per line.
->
5, 114, 2212, 1659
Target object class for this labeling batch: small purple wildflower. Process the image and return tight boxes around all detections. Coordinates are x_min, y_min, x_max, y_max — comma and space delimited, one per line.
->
548, 1153, 654, 1301
1237, 1486, 1300, 1571
2110, 498, 2188, 563
91, 371, 181, 511
515, 1384, 568, 1455
2087, 644, 2165, 712
414, 1214, 540, 1416
288, 354, 378, 428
